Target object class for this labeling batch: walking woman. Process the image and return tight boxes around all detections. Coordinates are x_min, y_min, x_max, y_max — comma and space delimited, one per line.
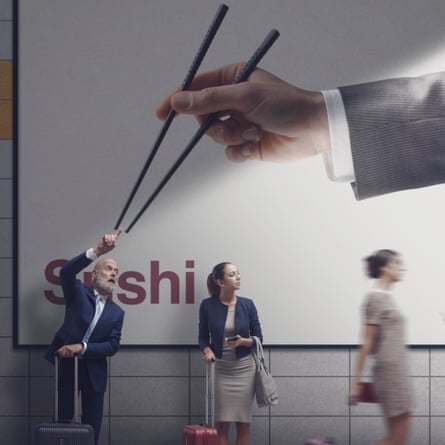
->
350, 249, 411, 445
199, 262, 263, 445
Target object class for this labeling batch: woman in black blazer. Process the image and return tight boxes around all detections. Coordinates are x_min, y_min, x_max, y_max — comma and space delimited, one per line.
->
199, 262, 263, 445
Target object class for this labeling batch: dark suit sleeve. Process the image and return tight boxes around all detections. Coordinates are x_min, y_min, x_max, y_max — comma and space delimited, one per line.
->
59, 251, 93, 304
83, 308, 124, 359
339, 71, 445, 199
198, 300, 211, 352
248, 300, 263, 345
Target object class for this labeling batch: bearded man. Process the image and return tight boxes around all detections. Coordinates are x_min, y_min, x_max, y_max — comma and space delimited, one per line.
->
45, 229, 125, 445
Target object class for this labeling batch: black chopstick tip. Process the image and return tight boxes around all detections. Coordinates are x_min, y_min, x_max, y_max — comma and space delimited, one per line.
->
124, 222, 135, 233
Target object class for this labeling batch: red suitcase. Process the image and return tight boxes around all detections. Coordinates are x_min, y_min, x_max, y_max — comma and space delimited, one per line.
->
182, 424, 218, 445
182, 363, 218, 445
35, 355, 95, 445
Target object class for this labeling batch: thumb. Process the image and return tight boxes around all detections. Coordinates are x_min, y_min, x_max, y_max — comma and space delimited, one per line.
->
170, 91, 194, 112
170, 85, 244, 116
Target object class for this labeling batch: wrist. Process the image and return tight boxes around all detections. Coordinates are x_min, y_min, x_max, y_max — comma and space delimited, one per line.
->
241, 337, 253, 347
312, 91, 331, 155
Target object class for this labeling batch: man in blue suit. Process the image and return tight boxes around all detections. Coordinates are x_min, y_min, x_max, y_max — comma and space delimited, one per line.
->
45, 229, 125, 445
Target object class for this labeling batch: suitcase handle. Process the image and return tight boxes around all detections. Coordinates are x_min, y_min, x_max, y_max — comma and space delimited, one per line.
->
54, 354, 80, 423
205, 363, 215, 427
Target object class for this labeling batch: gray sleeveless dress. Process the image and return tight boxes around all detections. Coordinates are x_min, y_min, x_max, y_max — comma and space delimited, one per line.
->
364, 290, 411, 417
214, 306, 256, 423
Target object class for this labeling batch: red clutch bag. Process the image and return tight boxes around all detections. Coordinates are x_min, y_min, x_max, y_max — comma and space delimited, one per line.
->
358, 382, 379, 403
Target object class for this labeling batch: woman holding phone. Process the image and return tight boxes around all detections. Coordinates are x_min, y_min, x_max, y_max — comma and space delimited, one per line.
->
199, 262, 263, 445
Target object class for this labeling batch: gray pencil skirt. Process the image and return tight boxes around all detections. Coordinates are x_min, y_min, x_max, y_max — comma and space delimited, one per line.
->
214, 353, 256, 423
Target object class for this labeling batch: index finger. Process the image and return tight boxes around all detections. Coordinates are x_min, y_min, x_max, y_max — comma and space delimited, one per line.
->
156, 63, 244, 119
186, 62, 244, 91
115, 227, 123, 239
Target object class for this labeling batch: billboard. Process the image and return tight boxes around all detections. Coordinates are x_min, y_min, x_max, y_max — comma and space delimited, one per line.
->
16, 0, 445, 346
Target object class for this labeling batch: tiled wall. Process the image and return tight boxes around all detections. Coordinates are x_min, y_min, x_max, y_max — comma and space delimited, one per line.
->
2, 1, 445, 444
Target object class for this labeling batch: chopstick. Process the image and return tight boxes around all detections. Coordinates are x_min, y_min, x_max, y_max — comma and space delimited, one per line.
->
114, 4, 229, 230
125, 28, 280, 233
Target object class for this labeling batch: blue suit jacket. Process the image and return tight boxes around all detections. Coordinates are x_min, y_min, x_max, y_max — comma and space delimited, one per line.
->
45, 251, 125, 393
199, 295, 263, 359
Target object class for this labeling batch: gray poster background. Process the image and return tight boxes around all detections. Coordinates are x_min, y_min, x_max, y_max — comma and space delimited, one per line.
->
17, 0, 445, 346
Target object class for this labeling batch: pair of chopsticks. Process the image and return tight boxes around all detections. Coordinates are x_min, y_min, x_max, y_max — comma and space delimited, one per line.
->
115, 4, 279, 233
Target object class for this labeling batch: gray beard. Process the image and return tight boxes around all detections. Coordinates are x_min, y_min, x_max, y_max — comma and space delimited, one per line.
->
94, 277, 114, 295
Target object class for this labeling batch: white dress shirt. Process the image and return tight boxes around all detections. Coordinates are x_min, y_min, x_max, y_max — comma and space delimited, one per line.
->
81, 248, 104, 354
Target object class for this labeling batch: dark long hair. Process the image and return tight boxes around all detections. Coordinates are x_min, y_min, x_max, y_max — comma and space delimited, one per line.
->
207, 262, 231, 297
364, 249, 398, 279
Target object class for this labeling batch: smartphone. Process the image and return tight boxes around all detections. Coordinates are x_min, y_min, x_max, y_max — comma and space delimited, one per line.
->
227, 335, 239, 342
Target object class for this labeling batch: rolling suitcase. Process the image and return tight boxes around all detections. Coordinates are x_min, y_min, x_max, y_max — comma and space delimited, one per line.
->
182, 363, 218, 445
35, 355, 95, 445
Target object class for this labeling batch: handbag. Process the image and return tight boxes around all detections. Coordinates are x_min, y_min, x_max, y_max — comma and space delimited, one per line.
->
252, 336, 278, 407
358, 381, 379, 403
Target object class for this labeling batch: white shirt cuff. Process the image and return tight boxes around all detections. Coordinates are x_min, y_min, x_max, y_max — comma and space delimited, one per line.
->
321, 89, 355, 183
86, 248, 98, 261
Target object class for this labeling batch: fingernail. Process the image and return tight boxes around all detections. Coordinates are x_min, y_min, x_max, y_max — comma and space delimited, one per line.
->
173, 92, 192, 109
213, 126, 225, 144
241, 145, 252, 157
242, 127, 259, 142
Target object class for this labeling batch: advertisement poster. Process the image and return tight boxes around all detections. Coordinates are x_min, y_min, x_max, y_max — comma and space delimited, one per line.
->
16, 0, 445, 346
